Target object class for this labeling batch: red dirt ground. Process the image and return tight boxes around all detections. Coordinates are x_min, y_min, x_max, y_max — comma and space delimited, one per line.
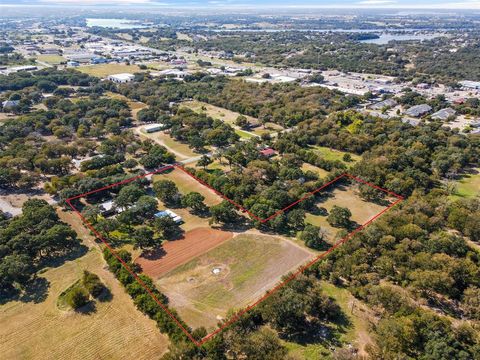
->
135, 227, 233, 278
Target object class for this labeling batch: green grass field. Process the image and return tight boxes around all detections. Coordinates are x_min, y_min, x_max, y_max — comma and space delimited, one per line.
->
77, 64, 141, 78
235, 129, 257, 139
301, 162, 330, 179
312, 146, 361, 165
181, 100, 283, 136
36, 54, 65, 64
157, 234, 312, 329
451, 169, 480, 199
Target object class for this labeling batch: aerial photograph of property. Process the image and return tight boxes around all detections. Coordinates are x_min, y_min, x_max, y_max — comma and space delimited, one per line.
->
0, 0, 479, 359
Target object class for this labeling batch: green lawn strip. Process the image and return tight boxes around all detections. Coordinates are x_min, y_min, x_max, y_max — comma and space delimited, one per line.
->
312, 146, 361, 165
451, 170, 480, 199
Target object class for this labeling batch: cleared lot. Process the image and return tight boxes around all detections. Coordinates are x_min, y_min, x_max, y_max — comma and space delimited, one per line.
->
135, 227, 234, 278
155, 233, 313, 330
305, 185, 388, 243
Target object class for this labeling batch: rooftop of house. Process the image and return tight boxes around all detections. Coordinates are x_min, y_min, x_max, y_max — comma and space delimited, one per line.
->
259, 148, 277, 157
404, 104, 432, 117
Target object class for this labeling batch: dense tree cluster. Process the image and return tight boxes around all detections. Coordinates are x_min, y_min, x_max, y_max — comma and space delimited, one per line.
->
118, 76, 357, 128
103, 248, 191, 344
169, 108, 239, 151
0, 68, 98, 92
320, 192, 480, 319
278, 110, 479, 196
0, 97, 137, 189
0, 199, 79, 294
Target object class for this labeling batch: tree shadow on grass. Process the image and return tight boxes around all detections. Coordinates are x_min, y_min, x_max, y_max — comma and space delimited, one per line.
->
97, 287, 113, 303
0, 277, 51, 305
76, 300, 97, 315
140, 246, 167, 261
37, 243, 89, 270
280, 321, 345, 350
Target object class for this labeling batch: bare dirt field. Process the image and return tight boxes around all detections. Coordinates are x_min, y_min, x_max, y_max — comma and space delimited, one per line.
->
0, 248, 169, 360
305, 185, 389, 243
135, 227, 234, 278
155, 233, 314, 330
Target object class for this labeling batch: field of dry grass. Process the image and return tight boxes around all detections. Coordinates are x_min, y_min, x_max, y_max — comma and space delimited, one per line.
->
0, 248, 169, 360
154, 168, 223, 207
156, 233, 313, 330
136, 126, 198, 160
181, 100, 283, 136
305, 185, 388, 243
78, 64, 141, 78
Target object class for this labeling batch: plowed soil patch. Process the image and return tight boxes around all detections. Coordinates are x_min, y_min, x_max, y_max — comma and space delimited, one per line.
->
135, 228, 233, 278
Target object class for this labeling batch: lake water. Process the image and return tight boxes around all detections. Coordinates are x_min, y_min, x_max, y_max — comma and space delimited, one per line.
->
86, 18, 146, 29
360, 32, 444, 44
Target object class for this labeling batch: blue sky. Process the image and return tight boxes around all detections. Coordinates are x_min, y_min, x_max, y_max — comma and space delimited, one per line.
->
2, 0, 480, 8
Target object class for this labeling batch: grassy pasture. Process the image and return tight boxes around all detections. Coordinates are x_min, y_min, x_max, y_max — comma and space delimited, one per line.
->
77, 64, 141, 78
301, 162, 330, 179
451, 168, 480, 199
312, 146, 361, 165
156, 233, 313, 330
36, 54, 65, 64
0, 248, 169, 360
153, 167, 223, 207
305, 185, 388, 244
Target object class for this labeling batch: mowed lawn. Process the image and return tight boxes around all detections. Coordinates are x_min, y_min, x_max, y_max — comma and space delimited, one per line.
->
0, 248, 169, 360
182, 100, 257, 125
77, 64, 141, 78
305, 186, 388, 243
156, 234, 313, 330
312, 146, 361, 166
451, 168, 480, 199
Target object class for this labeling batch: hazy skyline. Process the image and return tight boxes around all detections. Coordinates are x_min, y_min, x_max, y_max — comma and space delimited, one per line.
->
2, 0, 480, 9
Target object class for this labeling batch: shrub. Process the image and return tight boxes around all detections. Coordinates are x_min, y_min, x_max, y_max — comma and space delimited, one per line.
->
66, 286, 89, 310
82, 270, 105, 298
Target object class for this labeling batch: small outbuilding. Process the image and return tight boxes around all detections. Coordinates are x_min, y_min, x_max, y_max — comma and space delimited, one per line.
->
107, 73, 135, 83
154, 210, 183, 224
144, 123, 167, 133
2, 100, 20, 110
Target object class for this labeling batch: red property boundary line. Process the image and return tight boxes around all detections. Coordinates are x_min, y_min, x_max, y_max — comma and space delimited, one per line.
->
66, 164, 403, 346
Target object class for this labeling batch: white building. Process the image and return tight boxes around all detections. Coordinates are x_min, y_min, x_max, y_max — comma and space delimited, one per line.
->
107, 73, 135, 83
144, 123, 166, 133
459, 80, 480, 90
154, 209, 183, 223
154, 69, 188, 79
